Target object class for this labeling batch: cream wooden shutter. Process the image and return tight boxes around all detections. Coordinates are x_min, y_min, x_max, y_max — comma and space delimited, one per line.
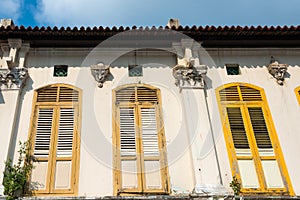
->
30, 84, 80, 194
56, 108, 75, 157
115, 85, 169, 194
53, 107, 75, 190
140, 107, 161, 190
119, 107, 138, 189
31, 108, 54, 190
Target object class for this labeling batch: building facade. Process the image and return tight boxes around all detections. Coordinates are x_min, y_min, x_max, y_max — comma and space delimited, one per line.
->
0, 19, 300, 199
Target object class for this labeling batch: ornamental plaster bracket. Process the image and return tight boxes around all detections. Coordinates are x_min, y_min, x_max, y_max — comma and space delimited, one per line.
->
90, 63, 110, 88
0, 39, 30, 90
172, 39, 207, 89
268, 57, 288, 85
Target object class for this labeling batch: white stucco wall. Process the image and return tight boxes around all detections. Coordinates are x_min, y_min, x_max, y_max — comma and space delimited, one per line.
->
205, 48, 300, 195
4, 47, 300, 196
0, 90, 19, 195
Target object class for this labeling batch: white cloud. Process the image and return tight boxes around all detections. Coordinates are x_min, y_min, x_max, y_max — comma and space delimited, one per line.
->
34, 0, 168, 27
0, 0, 22, 22
34, 0, 300, 27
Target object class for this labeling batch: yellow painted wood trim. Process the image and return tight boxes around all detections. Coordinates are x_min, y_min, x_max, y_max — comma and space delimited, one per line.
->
216, 82, 295, 196
294, 86, 300, 106
112, 84, 170, 195
114, 83, 159, 92
28, 83, 82, 196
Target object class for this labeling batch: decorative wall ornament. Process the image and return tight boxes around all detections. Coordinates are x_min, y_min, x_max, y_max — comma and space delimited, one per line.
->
0, 68, 28, 90
173, 60, 207, 89
268, 59, 288, 85
90, 63, 110, 88
0, 39, 30, 90
172, 39, 207, 89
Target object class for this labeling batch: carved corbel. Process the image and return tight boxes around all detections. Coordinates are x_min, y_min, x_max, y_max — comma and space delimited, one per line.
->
0, 68, 28, 90
268, 59, 287, 85
1, 39, 23, 69
90, 63, 110, 88
173, 60, 207, 89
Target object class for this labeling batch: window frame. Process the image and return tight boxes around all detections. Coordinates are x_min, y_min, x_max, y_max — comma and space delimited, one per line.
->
216, 83, 294, 196
28, 83, 82, 196
294, 86, 300, 105
112, 84, 170, 196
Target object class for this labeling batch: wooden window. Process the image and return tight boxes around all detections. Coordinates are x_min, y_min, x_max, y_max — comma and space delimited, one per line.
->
29, 84, 81, 196
113, 84, 170, 195
216, 83, 294, 195
294, 86, 300, 105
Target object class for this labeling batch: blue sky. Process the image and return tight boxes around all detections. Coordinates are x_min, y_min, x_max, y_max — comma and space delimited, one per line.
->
1, 0, 300, 27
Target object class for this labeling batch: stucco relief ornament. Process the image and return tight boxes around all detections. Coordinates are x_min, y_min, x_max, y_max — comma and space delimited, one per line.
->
173, 60, 207, 89
0, 68, 28, 89
268, 59, 288, 85
90, 63, 110, 88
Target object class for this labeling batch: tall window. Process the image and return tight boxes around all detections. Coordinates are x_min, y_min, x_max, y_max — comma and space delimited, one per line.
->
113, 84, 170, 195
216, 83, 294, 195
29, 84, 81, 195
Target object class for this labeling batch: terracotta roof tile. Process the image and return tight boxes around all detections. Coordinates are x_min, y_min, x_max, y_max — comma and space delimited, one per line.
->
1, 24, 300, 47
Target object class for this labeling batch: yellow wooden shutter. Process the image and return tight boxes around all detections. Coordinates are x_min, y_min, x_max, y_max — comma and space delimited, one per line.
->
219, 85, 240, 101
226, 107, 250, 149
217, 83, 294, 195
240, 85, 262, 101
58, 87, 79, 102
137, 87, 158, 102
37, 86, 58, 102
116, 86, 136, 102
247, 107, 272, 149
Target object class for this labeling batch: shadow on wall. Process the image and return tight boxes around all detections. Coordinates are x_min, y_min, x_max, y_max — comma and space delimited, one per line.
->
0, 91, 4, 104
7, 76, 33, 161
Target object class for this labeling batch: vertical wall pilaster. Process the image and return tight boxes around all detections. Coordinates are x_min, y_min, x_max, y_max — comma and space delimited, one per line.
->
0, 39, 29, 195
172, 39, 224, 193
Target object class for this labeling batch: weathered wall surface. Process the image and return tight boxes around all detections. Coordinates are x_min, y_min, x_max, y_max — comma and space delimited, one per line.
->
2, 47, 300, 196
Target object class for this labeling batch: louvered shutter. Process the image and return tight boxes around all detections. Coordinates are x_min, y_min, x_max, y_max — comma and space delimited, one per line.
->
37, 86, 58, 102
140, 107, 159, 156
115, 85, 168, 193
137, 87, 158, 103
36, 85, 79, 103
226, 107, 250, 149
116, 87, 136, 102
240, 86, 262, 101
31, 108, 54, 190
119, 108, 137, 157
31, 84, 80, 194
248, 107, 272, 148
219, 85, 262, 102
226, 107, 259, 188
140, 107, 162, 190
59, 87, 79, 102
33, 108, 54, 157
219, 86, 240, 101
116, 86, 158, 103
218, 83, 289, 192
57, 108, 75, 157
119, 107, 139, 189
